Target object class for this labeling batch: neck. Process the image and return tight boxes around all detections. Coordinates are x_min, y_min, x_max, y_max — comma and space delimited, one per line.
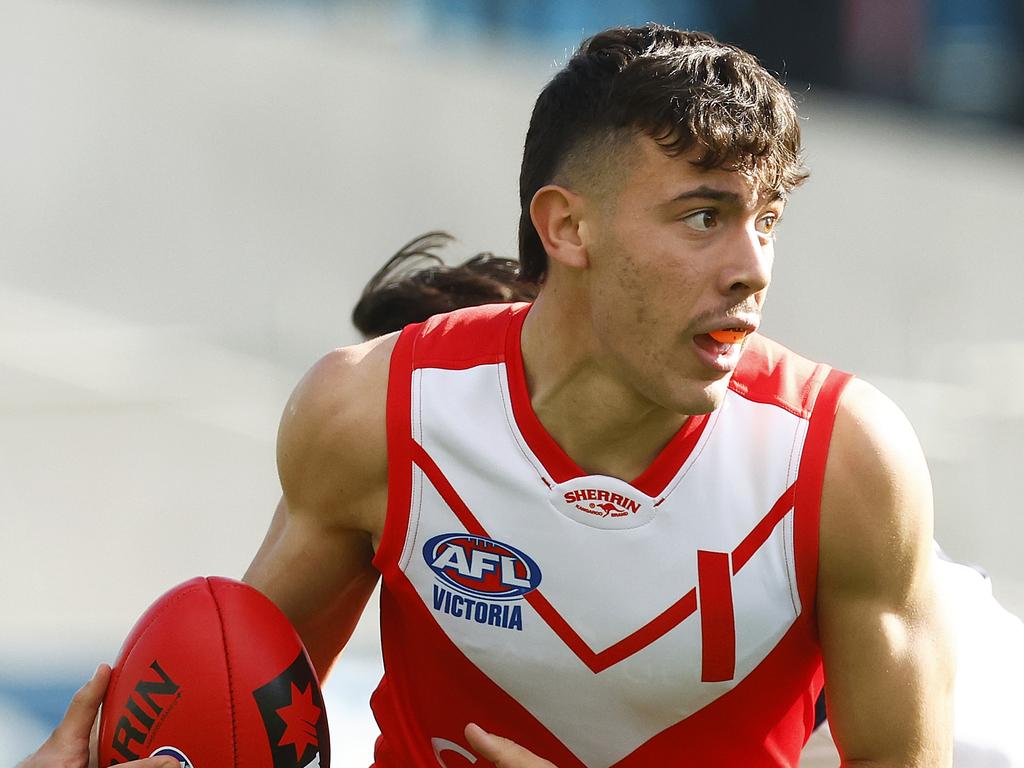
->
520, 289, 687, 482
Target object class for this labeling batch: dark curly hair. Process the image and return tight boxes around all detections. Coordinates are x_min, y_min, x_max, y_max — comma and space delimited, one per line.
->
518, 24, 807, 284
351, 231, 537, 339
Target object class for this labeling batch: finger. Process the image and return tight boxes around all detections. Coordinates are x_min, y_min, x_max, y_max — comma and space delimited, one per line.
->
465, 723, 555, 767
54, 664, 111, 741
465, 722, 498, 755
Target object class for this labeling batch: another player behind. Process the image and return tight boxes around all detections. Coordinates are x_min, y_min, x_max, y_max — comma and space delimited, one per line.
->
351, 230, 537, 339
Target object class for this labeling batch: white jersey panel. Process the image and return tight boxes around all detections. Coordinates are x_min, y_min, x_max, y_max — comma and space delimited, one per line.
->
731, 508, 800, 672
664, 391, 806, 552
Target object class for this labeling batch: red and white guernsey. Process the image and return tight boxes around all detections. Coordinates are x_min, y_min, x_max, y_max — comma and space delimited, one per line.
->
369, 303, 852, 768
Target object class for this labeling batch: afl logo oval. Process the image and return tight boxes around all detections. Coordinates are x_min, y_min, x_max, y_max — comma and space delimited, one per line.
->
424, 533, 542, 600
150, 746, 193, 767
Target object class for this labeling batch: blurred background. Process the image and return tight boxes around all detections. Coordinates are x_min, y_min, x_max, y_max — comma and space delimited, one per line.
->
1, 0, 1022, 763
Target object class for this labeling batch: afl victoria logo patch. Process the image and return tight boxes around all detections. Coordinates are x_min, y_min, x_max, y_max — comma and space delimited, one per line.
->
423, 534, 542, 632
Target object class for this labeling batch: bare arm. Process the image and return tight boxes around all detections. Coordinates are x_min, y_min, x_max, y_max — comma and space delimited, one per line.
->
818, 379, 954, 765
244, 334, 397, 679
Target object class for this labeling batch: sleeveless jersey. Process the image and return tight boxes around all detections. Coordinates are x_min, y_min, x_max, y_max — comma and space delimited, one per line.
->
369, 303, 852, 768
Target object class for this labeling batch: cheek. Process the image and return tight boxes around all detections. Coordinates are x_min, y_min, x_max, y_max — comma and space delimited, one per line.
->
597, 264, 684, 372
588, 228, 699, 348
620, 259, 653, 327
595, 252, 655, 335
628, 257, 701, 325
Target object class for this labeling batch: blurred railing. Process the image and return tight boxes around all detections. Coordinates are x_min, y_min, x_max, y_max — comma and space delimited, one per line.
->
319, 0, 1024, 127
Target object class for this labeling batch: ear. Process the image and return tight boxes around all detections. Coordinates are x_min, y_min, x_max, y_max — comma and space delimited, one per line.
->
529, 184, 589, 270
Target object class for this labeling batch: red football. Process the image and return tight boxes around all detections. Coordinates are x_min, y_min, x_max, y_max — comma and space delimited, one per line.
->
98, 576, 330, 768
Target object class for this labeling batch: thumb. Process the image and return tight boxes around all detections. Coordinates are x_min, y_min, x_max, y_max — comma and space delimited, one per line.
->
55, 664, 110, 742
464, 723, 556, 767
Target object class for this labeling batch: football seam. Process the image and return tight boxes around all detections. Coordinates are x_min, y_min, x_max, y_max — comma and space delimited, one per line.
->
207, 579, 240, 768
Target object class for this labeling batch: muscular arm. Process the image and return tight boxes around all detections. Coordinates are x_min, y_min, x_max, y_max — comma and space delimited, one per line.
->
244, 334, 397, 679
818, 379, 954, 765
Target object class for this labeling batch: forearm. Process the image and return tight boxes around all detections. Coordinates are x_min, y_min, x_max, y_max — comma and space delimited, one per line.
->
822, 588, 954, 764
244, 505, 380, 679
822, 596, 953, 763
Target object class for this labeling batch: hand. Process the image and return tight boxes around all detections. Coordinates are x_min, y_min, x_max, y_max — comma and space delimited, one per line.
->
464, 723, 558, 767
15, 663, 178, 768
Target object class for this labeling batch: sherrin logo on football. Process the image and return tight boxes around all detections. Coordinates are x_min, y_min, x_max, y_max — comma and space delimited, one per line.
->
107, 660, 182, 763
423, 533, 542, 631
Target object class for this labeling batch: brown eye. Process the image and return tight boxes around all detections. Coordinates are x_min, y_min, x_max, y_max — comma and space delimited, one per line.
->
756, 214, 779, 235
682, 210, 717, 231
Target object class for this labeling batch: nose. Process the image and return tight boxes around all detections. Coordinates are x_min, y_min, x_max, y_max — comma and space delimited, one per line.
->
719, 224, 772, 298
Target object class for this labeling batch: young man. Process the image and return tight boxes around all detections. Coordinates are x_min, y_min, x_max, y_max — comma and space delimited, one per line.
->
245, 25, 954, 766
353, 234, 1021, 766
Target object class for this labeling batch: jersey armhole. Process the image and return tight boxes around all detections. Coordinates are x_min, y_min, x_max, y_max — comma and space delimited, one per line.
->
793, 368, 855, 619
372, 324, 420, 575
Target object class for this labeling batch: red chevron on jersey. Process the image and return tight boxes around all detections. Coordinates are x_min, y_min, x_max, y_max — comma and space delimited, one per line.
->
370, 303, 851, 767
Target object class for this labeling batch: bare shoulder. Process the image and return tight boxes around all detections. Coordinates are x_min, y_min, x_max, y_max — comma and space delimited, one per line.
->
819, 376, 935, 595
277, 332, 399, 535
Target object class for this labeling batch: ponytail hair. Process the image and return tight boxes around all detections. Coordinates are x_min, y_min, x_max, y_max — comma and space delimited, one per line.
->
351, 231, 538, 339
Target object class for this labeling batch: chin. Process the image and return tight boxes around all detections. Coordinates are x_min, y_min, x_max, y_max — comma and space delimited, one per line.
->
667, 377, 731, 416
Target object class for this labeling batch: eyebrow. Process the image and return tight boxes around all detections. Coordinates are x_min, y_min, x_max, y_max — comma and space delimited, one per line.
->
667, 185, 785, 207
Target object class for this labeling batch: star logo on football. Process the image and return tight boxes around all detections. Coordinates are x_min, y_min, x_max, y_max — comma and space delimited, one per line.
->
253, 652, 330, 768
275, 683, 322, 760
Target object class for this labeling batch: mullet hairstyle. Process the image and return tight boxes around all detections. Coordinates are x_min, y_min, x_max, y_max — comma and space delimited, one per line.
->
351, 231, 538, 339
518, 24, 808, 284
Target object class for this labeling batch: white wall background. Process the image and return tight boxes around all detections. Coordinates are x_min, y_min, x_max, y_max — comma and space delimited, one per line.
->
1, 0, 1022, 760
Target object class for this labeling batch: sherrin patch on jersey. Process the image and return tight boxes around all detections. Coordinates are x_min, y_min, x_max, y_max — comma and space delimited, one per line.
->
549, 475, 658, 529
423, 534, 542, 631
